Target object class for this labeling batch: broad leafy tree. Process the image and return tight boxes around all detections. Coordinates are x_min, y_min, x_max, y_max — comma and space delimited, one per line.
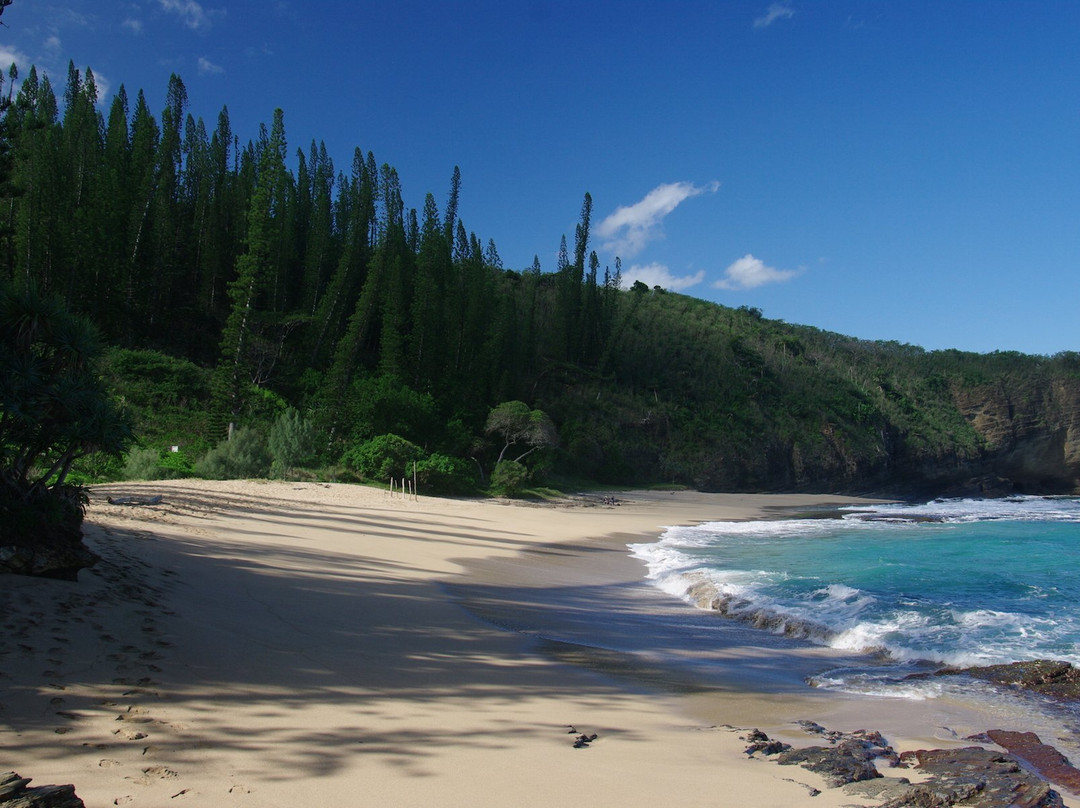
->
484, 400, 557, 465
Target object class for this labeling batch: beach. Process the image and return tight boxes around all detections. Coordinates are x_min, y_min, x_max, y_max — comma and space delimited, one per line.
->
2, 480, 1075, 807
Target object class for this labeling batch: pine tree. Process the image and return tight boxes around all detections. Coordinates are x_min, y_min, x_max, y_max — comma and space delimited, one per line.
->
309, 148, 376, 371
298, 140, 336, 315
11, 68, 60, 295
213, 108, 290, 434
96, 85, 130, 337
125, 88, 160, 342
408, 191, 450, 389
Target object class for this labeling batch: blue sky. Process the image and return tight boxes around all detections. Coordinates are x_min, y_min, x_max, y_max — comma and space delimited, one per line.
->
2, 1, 1078, 355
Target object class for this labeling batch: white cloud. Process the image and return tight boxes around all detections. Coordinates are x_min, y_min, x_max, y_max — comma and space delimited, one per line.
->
122, 18, 144, 34
44, 36, 62, 55
621, 263, 706, 292
198, 56, 224, 75
596, 180, 719, 259
0, 45, 31, 74
159, 0, 208, 30
714, 254, 801, 290
87, 69, 111, 103
754, 2, 795, 28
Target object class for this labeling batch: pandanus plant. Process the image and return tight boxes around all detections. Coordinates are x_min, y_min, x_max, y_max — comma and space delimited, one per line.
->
0, 282, 133, 527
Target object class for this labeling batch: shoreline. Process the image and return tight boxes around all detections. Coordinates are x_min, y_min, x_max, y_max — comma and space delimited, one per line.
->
2, 480, 1076, 807
446, 513, 1060, 753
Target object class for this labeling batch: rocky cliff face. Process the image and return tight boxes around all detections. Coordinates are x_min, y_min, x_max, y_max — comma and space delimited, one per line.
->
949, 377, 1080, 494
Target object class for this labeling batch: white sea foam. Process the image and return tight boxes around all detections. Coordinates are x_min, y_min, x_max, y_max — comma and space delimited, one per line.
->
843, 495, 1080, 524
810, 668, 948, 700
629, 497, 1080, 688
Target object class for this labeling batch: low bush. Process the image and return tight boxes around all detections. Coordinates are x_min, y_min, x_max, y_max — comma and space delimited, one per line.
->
414, 453, 478, 495
195, 426, 271, 480
490, 460, 530, 497
341, 434, 425, 482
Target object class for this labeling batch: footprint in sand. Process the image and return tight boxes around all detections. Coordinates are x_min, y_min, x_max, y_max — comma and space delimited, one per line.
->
133, 765, 178, 785
99, 759, 122, 768
114, 728, 148, 741
116, 713, 153, 725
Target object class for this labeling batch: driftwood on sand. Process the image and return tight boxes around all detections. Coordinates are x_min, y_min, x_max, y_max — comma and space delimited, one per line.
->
105, 495, 163, 506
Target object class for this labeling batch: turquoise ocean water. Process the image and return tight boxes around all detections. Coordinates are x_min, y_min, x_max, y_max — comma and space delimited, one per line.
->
629, 496, 1080, 700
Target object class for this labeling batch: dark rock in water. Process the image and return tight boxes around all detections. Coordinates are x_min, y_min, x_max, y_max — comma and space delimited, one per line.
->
933, 660, 1080, 701
0, 771, 85, 807
985, 730, 1080, 796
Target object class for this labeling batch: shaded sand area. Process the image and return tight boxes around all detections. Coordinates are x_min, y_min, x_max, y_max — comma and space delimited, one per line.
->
2, 480, 1075, 807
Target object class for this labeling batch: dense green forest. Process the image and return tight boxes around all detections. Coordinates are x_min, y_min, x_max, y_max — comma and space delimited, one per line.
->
3, 64, 1079, 503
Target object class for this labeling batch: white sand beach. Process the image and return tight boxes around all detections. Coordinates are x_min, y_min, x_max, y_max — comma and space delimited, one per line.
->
2, 480, 1073, 807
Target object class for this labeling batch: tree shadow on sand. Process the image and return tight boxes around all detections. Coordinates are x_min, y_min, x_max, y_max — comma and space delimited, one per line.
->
4, 482, 707, 786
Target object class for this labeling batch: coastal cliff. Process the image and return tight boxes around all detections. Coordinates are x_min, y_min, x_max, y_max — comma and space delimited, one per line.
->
949, 376, 1080, 494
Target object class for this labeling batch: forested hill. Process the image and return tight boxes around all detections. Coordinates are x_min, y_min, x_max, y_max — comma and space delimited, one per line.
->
4, 67, 1079, 496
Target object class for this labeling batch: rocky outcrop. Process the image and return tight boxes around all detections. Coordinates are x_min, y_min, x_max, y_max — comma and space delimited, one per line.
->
949, 377, 1080, 494
931, 660, 1080, 701
746, 724, 1067, 807
763, 722, 898, 787
886, 747, 1064, 808
0, 772, 84, 808
0, 488, 97, 580
0, 542, 99, 580
983, 731, 1080, 796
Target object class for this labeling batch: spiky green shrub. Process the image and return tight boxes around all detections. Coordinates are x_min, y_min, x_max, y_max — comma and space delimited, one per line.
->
269, 407, 319, 479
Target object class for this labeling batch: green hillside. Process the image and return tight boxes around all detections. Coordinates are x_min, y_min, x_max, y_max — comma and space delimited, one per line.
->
4, 67, 1078, 497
